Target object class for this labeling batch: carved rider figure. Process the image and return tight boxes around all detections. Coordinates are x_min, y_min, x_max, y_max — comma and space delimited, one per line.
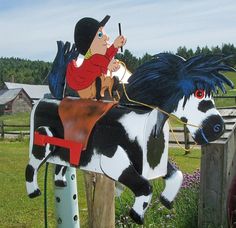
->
66, 15, 126, 100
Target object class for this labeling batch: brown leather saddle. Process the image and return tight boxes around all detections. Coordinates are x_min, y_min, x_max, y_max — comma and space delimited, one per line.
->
58, 98, 118, 150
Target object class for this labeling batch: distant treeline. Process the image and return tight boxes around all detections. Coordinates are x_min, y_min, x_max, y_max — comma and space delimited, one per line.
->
0, 43, 235, 86
0, 57, 51, 86
116, 43, 236, 72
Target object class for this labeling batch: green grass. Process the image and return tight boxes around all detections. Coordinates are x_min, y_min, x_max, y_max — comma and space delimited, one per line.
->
0, 140, 200, 228
169, 147, 201, 173
214, 71, 236, 107
0, 112, 30, 125
0, 139, 88, 228
0, 112, 30, 131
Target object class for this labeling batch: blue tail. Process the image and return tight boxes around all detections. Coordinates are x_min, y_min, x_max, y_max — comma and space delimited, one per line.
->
48, 41, 79, 99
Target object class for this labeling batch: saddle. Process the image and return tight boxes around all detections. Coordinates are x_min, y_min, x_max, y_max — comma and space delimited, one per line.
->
58, 98, 117, 150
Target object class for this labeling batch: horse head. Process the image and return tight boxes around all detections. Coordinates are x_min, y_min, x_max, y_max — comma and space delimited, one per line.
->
120, 53, 235, 145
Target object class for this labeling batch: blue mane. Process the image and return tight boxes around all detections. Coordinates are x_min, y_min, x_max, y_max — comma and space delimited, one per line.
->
120, 53, 235, 113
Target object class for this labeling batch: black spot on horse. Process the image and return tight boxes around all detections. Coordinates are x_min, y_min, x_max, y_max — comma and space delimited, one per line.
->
143, 202, 148, 209
163, 162, 177, 179
118, 165, 152, 197
180, 117, 188, 123
55, 165, 62, 175
29, 189, 41, 198
25, 164, 34, 182
147, 132, 165, 169
32, 144, 46, 160
198, 100, 214, 113
62, 166, 67, 175
52, 147, 70, 163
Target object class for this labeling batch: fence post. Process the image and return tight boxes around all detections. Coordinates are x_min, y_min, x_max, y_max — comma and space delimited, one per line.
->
1, 121, 4, 139
183, 124, 190, 154
198, 108, 236, 227
83, 171, 115, 228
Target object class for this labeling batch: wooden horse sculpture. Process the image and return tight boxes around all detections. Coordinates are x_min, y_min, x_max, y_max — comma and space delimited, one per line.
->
26, 53, 235, 224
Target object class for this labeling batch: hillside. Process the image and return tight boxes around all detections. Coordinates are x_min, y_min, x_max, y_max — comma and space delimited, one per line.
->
0, 44, 235, 87
0, 57, 52, 86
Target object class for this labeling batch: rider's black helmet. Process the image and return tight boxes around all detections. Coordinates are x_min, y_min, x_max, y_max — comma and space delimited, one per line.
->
74, 15, 110, 55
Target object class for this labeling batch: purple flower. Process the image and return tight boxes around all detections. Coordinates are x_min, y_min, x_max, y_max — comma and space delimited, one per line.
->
181, 169, 200, 189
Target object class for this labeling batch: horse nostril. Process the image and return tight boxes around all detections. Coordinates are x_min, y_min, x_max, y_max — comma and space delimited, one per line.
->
213, 124, 222, 133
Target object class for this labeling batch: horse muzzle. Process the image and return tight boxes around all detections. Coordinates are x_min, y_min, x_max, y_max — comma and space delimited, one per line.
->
193, 114, 225, 145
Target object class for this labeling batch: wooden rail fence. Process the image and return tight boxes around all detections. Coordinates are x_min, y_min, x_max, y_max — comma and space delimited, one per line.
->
0, 121, 192, 149
213, 95, 236, 104
0, 121, 30, 139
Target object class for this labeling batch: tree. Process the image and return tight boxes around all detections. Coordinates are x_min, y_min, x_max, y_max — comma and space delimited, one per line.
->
116, 49, 139, 72
176, 46, 188, 59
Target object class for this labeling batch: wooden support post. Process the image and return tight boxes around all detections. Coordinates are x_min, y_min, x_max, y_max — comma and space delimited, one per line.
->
83, 171, 115, 228
183, 124, 190, 154
1, 121, 4, 139
198, 113, 236, 227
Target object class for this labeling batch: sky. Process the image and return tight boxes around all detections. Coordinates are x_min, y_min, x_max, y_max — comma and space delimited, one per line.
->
0, 0, 236, 61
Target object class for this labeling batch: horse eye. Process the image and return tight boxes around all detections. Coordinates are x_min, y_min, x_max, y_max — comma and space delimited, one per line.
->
98, 31, 103, 39
194, 89, 205, 99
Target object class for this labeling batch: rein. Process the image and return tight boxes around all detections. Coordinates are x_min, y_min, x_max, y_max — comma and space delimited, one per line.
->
118, 61, 199, 152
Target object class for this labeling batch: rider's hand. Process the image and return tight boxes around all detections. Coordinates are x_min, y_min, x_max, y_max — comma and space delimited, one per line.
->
108, 59, 120, 72
113, 35, 127, 49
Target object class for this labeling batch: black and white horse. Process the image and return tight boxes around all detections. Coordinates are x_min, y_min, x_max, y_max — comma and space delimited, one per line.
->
25, 53, 235, 224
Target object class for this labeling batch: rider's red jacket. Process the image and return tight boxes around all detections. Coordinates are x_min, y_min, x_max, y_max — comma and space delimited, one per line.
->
66, 45, 118, 91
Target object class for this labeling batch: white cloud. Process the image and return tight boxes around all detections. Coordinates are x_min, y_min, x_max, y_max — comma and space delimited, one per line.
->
0, 0, 235, 60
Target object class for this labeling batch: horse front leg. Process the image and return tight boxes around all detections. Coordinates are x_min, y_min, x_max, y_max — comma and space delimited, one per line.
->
54, 165, 67, 187
160, 161, 183, 209
25, 126, 54, 198
100, 146, 152, 225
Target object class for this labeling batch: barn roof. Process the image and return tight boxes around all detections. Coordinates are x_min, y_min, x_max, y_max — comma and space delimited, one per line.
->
0, 88, 22, 105
4, 82, 50, 100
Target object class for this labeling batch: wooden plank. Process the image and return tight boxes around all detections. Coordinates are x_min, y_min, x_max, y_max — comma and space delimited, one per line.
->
198, 143, 227, 227
4, 124, 30, 128
4, 131, 30, 135
219, 109, 236, 117
225, 124, 236, 131
220, 132, 232, 139
0, 121, 4, 138
224, 119, 236, 124
198, 112, 236, 227
83, 172, 115, 228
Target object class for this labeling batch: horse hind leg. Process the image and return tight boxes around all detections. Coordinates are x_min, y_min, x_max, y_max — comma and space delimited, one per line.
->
54, 165, 67, 187
100, 146, 152, 225
160, 161, 183, 209
25, 126, 54, 198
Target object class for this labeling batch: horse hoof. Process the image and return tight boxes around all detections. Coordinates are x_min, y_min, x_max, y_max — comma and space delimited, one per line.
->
28, 189, 41, 198
129, 208, 144, 225
160, 194, 173, 209
54, 180, 67, 187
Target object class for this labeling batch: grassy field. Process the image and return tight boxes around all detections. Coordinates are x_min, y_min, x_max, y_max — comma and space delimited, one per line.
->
0, 139, 88, 228
0, 139, 200, 227
0, 112, 30, 132
214, 71, 236, 107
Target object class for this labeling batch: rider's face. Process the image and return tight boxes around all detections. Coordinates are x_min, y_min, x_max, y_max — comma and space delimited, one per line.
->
90, 27, 109, 55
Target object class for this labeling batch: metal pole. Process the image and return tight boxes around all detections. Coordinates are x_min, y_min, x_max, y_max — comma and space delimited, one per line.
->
54, 167, 80, 228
